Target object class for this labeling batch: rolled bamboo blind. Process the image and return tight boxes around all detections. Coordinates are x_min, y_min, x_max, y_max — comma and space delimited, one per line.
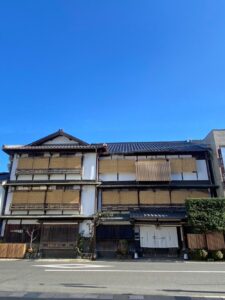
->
190, 190, 209, 198
182, 158, 197, 172
136, 160, 171, 181
170, 159, 182, 173
171, 190, 191, 204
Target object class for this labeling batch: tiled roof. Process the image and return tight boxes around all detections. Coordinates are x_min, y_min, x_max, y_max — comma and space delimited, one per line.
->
0, 172, 9, 182
103, 141, 208, 154
130, 207, 186, 220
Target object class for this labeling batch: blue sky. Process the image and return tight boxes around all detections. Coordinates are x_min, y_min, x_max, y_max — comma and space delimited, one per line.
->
0, 0, 225, 171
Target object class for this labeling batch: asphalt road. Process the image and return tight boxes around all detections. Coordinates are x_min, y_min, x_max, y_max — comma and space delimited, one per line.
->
0, 259, 225, 299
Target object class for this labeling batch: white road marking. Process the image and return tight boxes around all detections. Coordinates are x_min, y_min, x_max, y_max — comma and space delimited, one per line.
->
34, 263, 112, 269
44, 269, 225, 273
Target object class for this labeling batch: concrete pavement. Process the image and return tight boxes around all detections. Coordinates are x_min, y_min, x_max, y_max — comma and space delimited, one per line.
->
0, 259, 225, 299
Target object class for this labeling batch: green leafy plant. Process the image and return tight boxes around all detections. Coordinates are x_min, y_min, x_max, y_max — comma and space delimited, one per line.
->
186, 198, 225, 232
189, 249, 208, 261
211, 250, 223, 261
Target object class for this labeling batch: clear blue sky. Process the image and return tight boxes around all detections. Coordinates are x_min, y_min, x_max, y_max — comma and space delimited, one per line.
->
0, 0, 225, 171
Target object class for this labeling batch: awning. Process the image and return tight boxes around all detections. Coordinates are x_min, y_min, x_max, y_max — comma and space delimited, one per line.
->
130, 207, 186, 220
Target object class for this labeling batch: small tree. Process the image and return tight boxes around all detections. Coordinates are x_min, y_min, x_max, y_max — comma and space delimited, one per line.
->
186, 198, 225, 232
25, 227, 39, 251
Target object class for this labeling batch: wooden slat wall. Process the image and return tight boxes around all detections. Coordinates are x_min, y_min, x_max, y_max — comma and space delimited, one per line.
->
187, 234, 207, 249
120, 191, 138, 205
190, 190, 209, 198
117, 160, 136, 173
136, 160, 171, 181
99, 160, 117, 173
12, 192, 28, 204
32, 158, 49, 169
46, 190, 63, 203
63, 190, 80, 204
206, 233, 225, 250
139, 190, 155, 205
0, 244, 26, 259
17, 158, 33, 169
102, 191, 120, 205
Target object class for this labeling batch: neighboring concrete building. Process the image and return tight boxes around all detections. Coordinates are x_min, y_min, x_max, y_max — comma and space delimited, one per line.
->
0, 172, 10, 239
203, 130, 225, 198
0, 130, 218, 258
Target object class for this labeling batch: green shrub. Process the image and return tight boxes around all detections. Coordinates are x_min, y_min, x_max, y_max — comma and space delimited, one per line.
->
189, 249, 208, 260
211, 250, 223, 261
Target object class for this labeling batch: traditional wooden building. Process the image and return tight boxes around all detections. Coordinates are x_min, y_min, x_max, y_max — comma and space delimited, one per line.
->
96, 141, 216, 257
1, 130, 105, 257
1, 130, 217, 258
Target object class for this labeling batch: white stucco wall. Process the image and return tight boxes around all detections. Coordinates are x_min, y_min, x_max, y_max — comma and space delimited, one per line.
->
10, 154, 18, 181
80, 186, 96, 216
44, 136, 78, 144
79, 220, 92, 237
82, 153, 97, 180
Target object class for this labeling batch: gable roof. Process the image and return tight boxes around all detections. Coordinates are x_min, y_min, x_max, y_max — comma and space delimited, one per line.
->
28, 129, 88, 146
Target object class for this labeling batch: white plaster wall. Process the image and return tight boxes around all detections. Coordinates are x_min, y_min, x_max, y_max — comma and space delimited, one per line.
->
82, 153, 97, 180
99, 174, 117, 181
28, 210, 44, 215
46, 210, 62, 215
80, 186, 96, 216
1, 220, 6, 237
44, 136, 78, 144
118, 173, 136, 181
196, 160, 208, 180
171, 173, 182, 180
5, 192, 12, 214
11, 211, 27, 215
79, 220, 92, 237
66, 174, 81, 180
21, 219, 38, 224
50, 174, 65, 180
7, 220, 20, 224
10, 155, 19, 181
17, 175, 32, 180
0, 186, 5, 214
183, 172, 198, 180
63, 210, 79, 215
33, 175, 48, 180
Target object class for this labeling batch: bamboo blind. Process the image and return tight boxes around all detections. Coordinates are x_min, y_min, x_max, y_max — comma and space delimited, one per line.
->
32, 157, 49, 169
191, 190, 209, 198
117, 160, 136, 173
206, 233, 225, 250
49, 157, 66, 169
46, 190, 63, 203
182, 158, 197, 172
17, 158, 33, 169
62, 190, 80, 204
139, 190, 155, 205
102, 191, 120, 205
170, 158, 197, 173
12, 192, 28, 204
120, 191, 138, 205
136, 160, 171, 181
187, 234, 207, 249
99, 160, 118, 173
155, 190, 170, 204
28, 191, 45, 204
65, 157, 81, 169
171, 190, 191, 204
